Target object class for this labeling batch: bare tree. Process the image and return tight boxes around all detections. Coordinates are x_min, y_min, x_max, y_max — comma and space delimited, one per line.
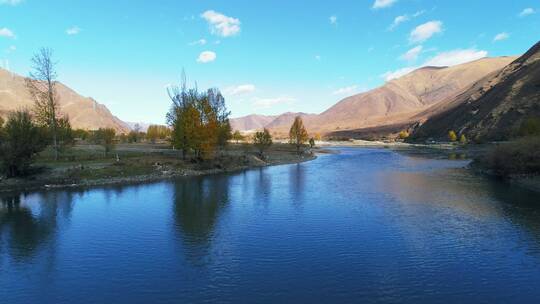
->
25, 48, 62, 160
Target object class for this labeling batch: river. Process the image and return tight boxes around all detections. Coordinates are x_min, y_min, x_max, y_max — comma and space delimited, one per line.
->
1, 148, 540, 303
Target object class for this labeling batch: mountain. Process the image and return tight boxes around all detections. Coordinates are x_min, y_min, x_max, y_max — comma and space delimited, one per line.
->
315, 57, 515, 132
232, 56, 516, 137
230, 114, 277, 131
411, 41, 540, 142
0, 68, 130, 133
230, 112, 317, 135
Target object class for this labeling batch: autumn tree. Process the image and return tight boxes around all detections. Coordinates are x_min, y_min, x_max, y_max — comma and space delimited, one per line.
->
146, 125, 171, 143
398, 130, 409, 139
289, 116, 309, 155
448, 130, 457, 142
167, 72, 232, 160
253, 128, 273, 157
25, 48, 68, 161
208, 88, 232, 152
460, 134, 468, 145
0, 110, 47, 177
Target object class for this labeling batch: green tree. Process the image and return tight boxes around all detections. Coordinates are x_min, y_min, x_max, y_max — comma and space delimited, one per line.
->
289, 116, 309, 155
57, 116, 74, 153
253, 128, 273, 157
309, 137, 315, 148
25, 48, 64, 161
73, 129, 90, 141
95, 128, 116, 156
0, 111, 47, 177
448, 130, 457, 142
232, 130, 245, 143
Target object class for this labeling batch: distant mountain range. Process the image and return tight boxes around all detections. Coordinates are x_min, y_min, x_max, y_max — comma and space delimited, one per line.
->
231, 55, 518, 139
3, 40, 538, 142
0, 68, 130, 133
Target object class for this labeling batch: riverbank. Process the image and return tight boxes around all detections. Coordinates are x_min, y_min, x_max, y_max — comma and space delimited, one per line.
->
0, 143, 318, 193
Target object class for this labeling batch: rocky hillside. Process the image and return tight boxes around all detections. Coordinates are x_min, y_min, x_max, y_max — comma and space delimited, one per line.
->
411, 41, 540, 142
0, 68, 130, 133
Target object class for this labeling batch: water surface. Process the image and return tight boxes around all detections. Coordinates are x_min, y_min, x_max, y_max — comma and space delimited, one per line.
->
2, 148, 540, 303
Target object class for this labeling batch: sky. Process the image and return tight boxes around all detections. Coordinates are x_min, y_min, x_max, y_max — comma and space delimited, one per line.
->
0, 0, 539, 124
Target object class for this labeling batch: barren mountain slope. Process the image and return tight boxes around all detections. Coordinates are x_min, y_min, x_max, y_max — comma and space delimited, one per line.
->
307, 56, 516, 132
230, 114, 278, 131
0, 68, 130, 133
411, 41, 540, 142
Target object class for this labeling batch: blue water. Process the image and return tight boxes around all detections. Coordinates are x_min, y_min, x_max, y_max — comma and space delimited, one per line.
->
1, 148, 540, 303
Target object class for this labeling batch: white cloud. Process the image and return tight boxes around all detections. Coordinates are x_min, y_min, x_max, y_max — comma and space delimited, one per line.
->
383, 48, 488, 81
0, 27, 15, 38
201, 10, 241, 37
332, 85, 367, 95
389, 10, 425, 30
0, 0, 23, 5
519, 8, 535, 17
315, 55, 321, 61
389, 15, 409, 30
329, 15, 337, 25
372, 0, 397, 9
400, 45, 423, 61
382, 67, 416, 81
6, 45, 15, 53
66, 26, 81, 35
493, 32, 509, 42
189, 39, 207, 46
196, 51, 216, 63
224, 84, 255, 96
409, 21, 443, 43
253, 96, 295, 108
424, 49, 487, 66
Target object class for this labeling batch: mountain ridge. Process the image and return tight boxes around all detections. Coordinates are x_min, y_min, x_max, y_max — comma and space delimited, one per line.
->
0, 68, 130, 133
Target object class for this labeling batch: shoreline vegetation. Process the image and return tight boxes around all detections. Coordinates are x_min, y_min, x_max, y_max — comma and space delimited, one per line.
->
0, 142, 321, 194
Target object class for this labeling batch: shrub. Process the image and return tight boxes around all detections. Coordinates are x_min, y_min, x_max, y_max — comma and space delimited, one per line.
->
473, 136, 540, 177
0, 111, 47, 177
518, 117, 540, 137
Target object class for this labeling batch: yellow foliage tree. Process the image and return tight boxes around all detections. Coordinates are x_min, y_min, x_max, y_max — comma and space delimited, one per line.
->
398, 130, 409, 139
448, 130, 457, 142
289, 116, 309, 155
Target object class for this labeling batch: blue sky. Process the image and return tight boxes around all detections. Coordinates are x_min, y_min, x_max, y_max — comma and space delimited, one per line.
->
1, 0, 539, 123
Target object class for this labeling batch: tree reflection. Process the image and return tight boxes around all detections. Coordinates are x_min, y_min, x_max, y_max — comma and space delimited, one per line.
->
172, 175, 231, 265
0, 191, 75, 262
289, 164, 306, 207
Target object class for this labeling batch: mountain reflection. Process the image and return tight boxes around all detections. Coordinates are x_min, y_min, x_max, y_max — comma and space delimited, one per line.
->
378, 166, 540, 250
172, 175, 231, 265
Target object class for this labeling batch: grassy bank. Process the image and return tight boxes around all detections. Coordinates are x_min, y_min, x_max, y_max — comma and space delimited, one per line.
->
0, 142, 317, 193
